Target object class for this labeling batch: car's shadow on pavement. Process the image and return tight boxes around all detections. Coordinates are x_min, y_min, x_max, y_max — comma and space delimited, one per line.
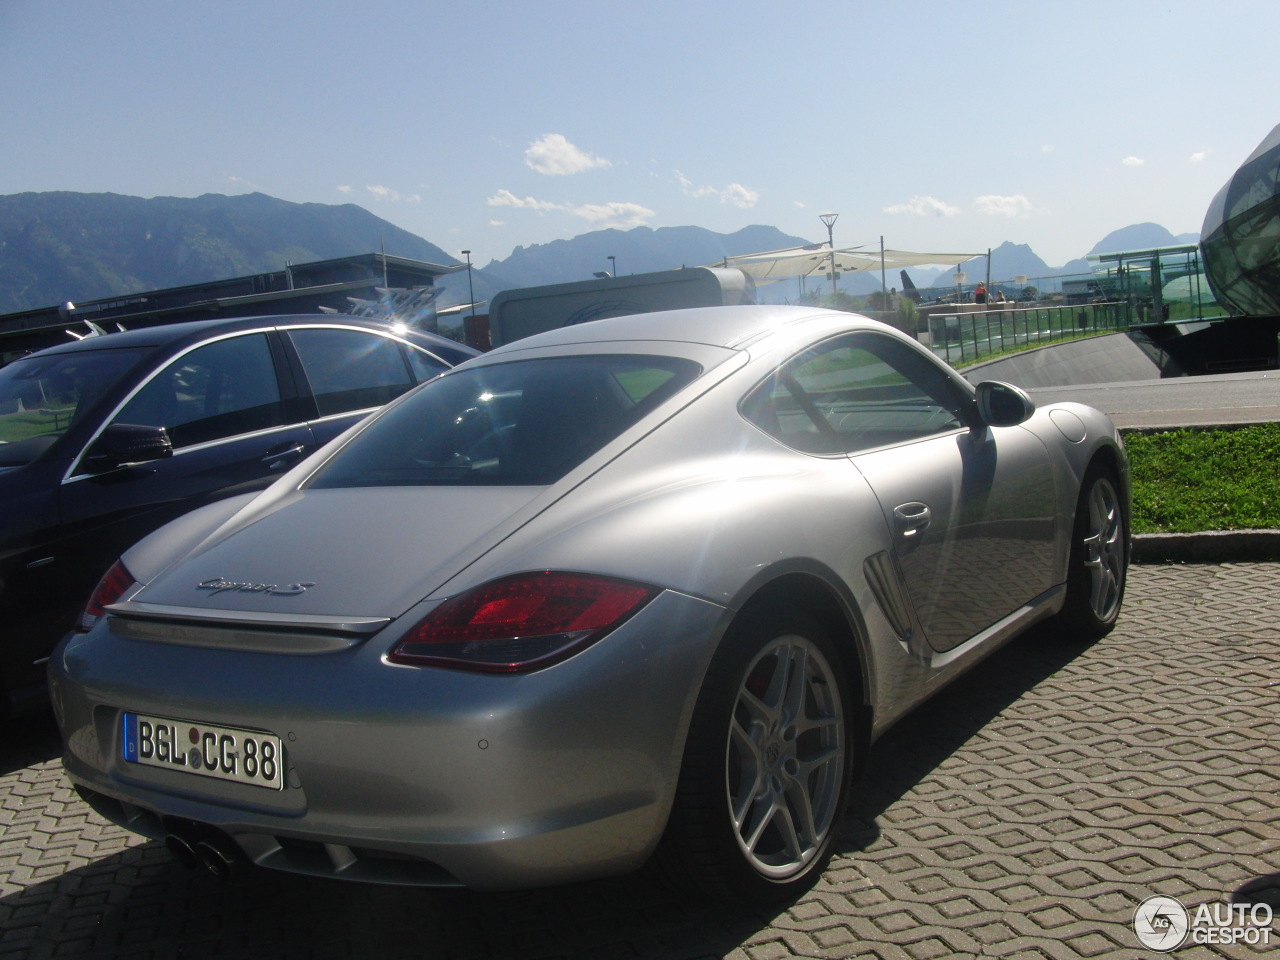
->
0, 625, 1095, 960
837, 622, 1097, 855
0, 711, 61, 775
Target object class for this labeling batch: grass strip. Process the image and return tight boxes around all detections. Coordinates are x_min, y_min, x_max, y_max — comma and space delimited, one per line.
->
1124, 423, 1280, 533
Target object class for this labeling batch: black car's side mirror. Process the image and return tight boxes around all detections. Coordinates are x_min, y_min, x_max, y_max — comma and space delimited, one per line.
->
83, 423, 173, 472
974, 381, 1035, 428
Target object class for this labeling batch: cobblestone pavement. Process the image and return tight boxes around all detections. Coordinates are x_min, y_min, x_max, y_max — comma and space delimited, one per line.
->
3, 563, 1278, 960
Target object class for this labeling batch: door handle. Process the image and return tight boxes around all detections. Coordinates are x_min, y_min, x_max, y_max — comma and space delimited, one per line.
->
262, 442, 306, 470
893, 502, 931, 539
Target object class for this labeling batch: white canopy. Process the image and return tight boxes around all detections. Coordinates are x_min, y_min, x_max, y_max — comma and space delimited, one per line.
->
713, 244, 982, 285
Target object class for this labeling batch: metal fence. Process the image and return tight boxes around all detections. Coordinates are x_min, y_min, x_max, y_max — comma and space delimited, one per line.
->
925, 300, 1130, 367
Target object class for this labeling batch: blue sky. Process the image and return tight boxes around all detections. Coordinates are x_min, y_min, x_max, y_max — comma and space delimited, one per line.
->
1, 0, 1275, 268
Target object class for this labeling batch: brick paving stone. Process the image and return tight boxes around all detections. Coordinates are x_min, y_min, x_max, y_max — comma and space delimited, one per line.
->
1, 562, 1278, 959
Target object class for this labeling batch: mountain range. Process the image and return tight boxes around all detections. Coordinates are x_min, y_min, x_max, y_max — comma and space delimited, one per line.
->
0, 191, 1199, 315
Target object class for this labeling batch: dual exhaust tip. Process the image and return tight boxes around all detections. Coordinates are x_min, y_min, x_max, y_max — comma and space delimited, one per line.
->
164, 825, 246, 879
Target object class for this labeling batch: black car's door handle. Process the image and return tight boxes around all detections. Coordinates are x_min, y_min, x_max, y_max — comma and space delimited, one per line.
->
893, 502, 931, 538
262, 442, 307, 470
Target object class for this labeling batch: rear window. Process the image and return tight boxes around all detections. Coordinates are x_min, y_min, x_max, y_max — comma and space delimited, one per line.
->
309, 355, 700, 488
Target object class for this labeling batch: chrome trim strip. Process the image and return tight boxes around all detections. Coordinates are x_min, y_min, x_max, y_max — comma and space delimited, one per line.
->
105, 600, 390, 635
928, 583, 1065, 670
107, 616, 363, 654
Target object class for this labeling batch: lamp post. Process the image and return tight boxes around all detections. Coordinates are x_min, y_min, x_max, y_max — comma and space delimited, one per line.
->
818, 213, 839, 298
608, 255, 617, 278
461, 250, 475, 319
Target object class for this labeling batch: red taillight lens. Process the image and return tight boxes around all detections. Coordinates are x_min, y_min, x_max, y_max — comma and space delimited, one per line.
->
388, 572, 659, 673
77, 560, 138, 633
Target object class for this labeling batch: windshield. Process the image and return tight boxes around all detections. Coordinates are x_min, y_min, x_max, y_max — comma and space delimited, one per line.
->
309, 354, 701, 488
0, 348, 146, 466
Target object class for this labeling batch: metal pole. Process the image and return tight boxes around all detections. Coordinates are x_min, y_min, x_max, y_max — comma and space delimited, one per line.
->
819, 213, 839, 299
461, 250, 475, 319
880, 236, 887, 311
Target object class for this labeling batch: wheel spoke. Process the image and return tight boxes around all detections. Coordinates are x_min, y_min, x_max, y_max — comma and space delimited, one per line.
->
741, 793, 783, 852
728, 718, 766, 828
779, 643, 809, 721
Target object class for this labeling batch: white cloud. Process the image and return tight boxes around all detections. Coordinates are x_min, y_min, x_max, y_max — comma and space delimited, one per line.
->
365, 185, 421, 203
1190, 150, 1207, 162
487, 190, 655, 229
677, 171, 759, 208
1041, 144, 1056, 153
567, 201, 656, 229
720, 183, 759, 208
486, 188, 561, 212
489, 219, 506, 227
524, 134, 611, 175
883, 195, 961, 217
974, 194, 1032, 218
336, 185, 353, 194
1122, 156, 1145, 167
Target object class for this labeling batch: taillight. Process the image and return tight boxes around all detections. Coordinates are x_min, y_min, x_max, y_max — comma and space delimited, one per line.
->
388, 572, 659, 673
77, 560, 138, 632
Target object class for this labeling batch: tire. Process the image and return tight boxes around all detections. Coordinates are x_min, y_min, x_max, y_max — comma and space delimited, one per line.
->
655, 608, 853, 903
1052, 466, 1128, 640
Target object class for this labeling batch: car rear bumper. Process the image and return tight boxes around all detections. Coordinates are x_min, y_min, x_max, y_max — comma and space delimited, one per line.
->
51, 589, 726, 890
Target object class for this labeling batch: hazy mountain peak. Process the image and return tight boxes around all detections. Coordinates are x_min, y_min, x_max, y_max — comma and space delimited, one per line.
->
1088, 222, 1199, 256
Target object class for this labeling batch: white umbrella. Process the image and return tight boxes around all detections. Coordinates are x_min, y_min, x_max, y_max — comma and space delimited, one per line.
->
713, 245, 981, 285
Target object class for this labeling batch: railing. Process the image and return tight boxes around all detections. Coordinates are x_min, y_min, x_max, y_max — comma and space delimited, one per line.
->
925, 301, 1130, 367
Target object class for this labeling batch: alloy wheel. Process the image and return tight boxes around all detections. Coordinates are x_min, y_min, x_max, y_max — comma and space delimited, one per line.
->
726, 634, 846, 879
1083, 476, 1125, 623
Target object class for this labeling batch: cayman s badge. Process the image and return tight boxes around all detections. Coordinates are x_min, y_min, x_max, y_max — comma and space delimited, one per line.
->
197, 577, 316, 597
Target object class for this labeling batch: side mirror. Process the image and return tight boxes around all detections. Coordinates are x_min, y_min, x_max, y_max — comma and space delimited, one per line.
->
83, 423, 173, 472
974, 381, 1035, 428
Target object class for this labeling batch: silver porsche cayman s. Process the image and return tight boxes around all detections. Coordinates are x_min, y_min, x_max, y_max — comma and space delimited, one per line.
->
51, 305, 1129, 903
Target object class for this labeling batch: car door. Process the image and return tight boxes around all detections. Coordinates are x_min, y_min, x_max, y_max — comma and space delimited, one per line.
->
283, 326, 450, 446
56, 330, 315, 599
754, 331, 1058, 653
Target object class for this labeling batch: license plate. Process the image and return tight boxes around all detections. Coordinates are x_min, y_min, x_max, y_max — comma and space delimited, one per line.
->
122, 713, 284, 791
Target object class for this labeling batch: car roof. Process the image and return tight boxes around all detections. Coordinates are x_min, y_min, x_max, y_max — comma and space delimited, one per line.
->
20, 314, 478, 362
484, 304, 883, 356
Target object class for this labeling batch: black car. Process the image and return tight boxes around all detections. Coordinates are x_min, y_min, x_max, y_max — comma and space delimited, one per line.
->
0, 314, 478, 715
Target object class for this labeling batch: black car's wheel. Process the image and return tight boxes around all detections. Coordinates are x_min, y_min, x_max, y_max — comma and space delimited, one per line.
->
1053, 465, 1127, 640
656, 608, 853, 903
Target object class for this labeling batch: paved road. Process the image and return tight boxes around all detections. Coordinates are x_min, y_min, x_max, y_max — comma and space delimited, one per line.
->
4, 562, 1278, 959
1029, 370, 1280, 429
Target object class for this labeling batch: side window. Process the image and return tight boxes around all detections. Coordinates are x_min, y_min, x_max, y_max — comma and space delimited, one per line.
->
113, 334, 285, 448
288, 329, 416, 418
743, 333, 970, 455
405, 346, 449, 384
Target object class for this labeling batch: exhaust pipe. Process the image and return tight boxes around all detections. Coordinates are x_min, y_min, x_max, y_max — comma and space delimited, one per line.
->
164, 824, 246, 879
193, 836, 244, 879
164, 832, 201, 871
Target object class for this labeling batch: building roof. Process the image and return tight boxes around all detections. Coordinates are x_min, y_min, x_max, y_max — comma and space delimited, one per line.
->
0, 253, 463, 358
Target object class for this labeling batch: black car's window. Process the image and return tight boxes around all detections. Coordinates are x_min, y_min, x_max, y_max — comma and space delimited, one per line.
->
288, 328, 418, 418
0, 348, 147, 466
742, 333, 971, 455
111, 334, 285, 449
309, 355, 701, 488
405, 346, 450, 385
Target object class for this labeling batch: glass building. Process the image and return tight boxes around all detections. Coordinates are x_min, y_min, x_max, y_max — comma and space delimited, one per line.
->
1201, 122, 1280, 317
1086, 244, 1226, 324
